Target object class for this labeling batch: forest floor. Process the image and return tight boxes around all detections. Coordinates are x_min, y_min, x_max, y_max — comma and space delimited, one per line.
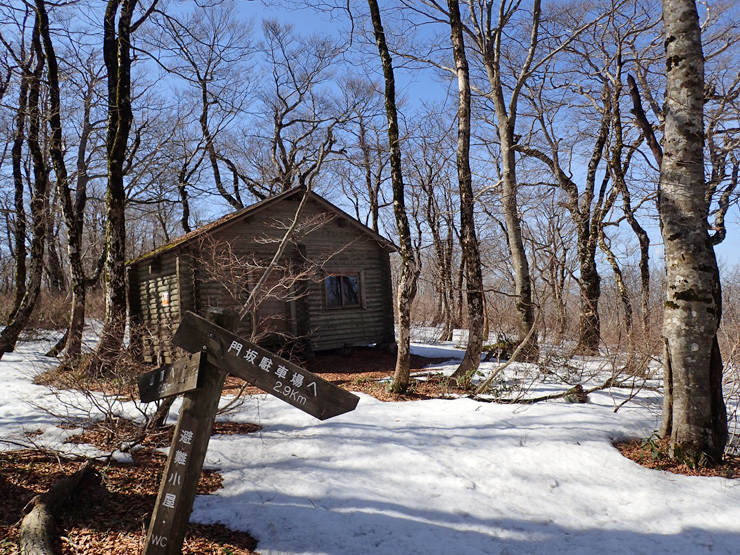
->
2, 346, 739, 555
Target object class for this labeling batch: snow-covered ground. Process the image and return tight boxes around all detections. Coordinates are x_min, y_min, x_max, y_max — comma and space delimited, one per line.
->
2, 332, 740, 554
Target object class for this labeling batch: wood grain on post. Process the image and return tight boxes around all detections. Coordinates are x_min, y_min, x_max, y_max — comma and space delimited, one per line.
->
143, 308, 239, 555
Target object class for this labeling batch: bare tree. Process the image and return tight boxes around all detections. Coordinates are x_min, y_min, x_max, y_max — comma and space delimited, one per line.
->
411, 0, 585, 361
0, 13, 52, 357
93, 0, 160, 372
246, 20, 349, 195
616, 0, 740, 460
658, 0, 727, 463
527, 190, 576, 339
29, 0, 110, 362
334, 76, 390, 233
366, 0, 420, 394
163, 102, 206, 234
0, 6, 34, 323
463, 0, 548, 361
147, 0, 255, 209
445, 0, 485, 383
406, 105, 459, 341
517, 74, 613, 355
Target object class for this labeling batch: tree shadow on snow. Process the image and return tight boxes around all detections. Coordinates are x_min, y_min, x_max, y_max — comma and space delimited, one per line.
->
192, 488, 737, 555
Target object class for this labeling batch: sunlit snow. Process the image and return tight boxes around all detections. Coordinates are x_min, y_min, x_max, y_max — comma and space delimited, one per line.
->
1, 331, 739, 554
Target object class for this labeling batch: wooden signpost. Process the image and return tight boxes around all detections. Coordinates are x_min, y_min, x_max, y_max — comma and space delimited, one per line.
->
137, 352, 205, 404
141, 310, 360, 555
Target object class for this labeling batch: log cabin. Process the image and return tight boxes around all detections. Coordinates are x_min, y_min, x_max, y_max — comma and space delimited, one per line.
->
127, 187, 397, 364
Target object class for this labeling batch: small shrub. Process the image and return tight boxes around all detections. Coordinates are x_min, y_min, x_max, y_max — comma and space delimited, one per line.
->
640, 433, 665, 461
564, 384, 589, 403
0, 291, 70, 330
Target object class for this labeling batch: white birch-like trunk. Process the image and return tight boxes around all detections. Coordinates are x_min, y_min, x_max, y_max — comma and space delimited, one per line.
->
659, 0, 727, 463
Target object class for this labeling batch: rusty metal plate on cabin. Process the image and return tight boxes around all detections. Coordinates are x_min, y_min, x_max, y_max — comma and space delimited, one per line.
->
172, 311, 360, 420
138, 351, 205, 403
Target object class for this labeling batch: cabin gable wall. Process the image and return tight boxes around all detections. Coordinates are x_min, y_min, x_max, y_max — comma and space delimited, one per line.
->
129, 195, 396, 363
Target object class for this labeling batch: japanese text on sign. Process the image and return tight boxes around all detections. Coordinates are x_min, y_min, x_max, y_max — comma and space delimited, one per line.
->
159, 427, 195, 514
227, 340, 317, 406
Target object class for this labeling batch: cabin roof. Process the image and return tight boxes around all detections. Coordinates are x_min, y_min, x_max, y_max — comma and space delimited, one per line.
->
127, 187, 398, 266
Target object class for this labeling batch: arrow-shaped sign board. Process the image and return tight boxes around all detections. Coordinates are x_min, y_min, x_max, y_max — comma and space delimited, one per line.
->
172, 311, 360, 420
138, 352, 205, 403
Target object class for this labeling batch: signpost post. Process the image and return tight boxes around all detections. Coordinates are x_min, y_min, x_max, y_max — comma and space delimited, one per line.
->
143, 308, 239, 555
141, 310, 360, 555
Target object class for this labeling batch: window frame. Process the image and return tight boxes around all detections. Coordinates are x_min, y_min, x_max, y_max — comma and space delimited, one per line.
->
323, 269, 365, 310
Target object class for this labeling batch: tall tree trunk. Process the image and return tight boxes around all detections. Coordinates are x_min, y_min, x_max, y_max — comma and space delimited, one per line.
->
422, 181, 449, 332
444, 225, 457, 336
575, 230, 601, 355
436, 216, 456, 341
447, 0, 485, 384
515, 80, 612, 356
66, 85, 100, 361
94, 0, 157, 372
45, 220, 66, 293
617, 175, 651, 335
499, 133, 537, 361
658, 0, 727, 463
367, 0, 419, 394
599, 223, 634, 352
473, 0, 541, 361
35, 0, 87, 363
568, 84, 610, 356
454, 256, 465, 329
8, 46, 31, 324
626, 74, 658, 333
0, 18, 50, 358
178, 163, 193, 234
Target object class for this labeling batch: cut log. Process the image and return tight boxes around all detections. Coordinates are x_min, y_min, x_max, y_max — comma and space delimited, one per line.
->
19, 461, 93, 555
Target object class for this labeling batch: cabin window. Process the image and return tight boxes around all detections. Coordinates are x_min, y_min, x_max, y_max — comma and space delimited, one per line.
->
325, 273, 362, 309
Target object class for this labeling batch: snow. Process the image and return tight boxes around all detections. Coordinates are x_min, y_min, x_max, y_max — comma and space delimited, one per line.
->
2, 334, 740, 554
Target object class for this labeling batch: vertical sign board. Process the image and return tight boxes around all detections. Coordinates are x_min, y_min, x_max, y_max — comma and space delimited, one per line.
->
144, 406, 203, 552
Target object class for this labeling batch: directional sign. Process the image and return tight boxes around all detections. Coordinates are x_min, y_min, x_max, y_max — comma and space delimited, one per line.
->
172, 311, 360, 420
138, 352, 205, 403
143, 309, 237, 555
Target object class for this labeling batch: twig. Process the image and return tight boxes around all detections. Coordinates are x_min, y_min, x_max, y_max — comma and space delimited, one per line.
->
477, 377, 652, 404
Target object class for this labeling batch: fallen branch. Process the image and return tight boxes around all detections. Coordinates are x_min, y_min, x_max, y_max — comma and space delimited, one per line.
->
472, 377, 654, 405
19, 461, 94, 555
